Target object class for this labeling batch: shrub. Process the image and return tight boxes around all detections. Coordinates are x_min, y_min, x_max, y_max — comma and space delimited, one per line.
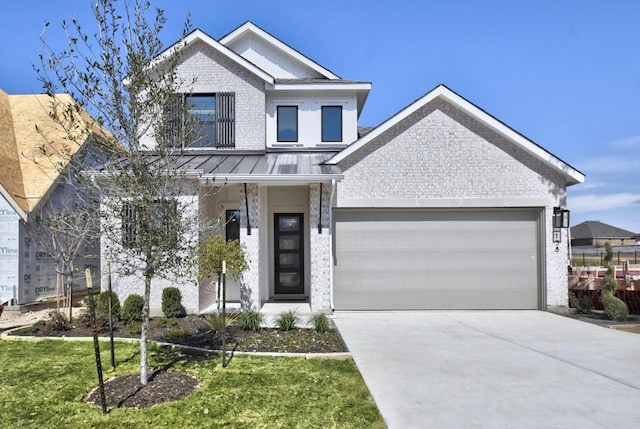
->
602, 290, 628, 322
95, 291, 121, 320
121, 294, 144, 324
311, 313, 331, 333
237, 310, 263, 331
165, 325, 189, 340
203, 311, 238, 332
162, 287, 186, 318
46, 310, 70, 331
127, 321, 142, 335
276, 310, 298, 331
156, 317, 179, 328
76, 312, 110, 332
569, 292, 593, 315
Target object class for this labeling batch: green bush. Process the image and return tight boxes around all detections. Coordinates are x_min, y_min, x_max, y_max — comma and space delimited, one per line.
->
276, 310, 298, 331
165, 324, 189, 340
311, 313, 331, 333
602, 290, 628, 322
156, 317, 179, 328
95, 291, 121, 320
203, 311, 238, 332
569, 292, 593, 315
162, 287, 186, 318
237, 310, 263, 331
121, 294, 144, 324
127, 321, 142, 335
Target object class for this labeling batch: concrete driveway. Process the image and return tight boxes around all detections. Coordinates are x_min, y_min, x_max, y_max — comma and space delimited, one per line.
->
334, 311, 640, 429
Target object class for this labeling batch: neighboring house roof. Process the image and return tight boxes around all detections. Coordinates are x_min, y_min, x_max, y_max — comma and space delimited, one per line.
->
0, 89, 106, 220
571, 221, 637, 240
171, 152, 342, 183
219, 21, 340, 80
325, 84, 585, 186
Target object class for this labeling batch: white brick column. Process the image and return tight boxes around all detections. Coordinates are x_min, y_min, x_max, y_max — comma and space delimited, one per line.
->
240, 184, 261, 310
309, 183, 331, 311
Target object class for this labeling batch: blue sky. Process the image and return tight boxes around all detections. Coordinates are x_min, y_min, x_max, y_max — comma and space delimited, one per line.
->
1, 1, 639, 232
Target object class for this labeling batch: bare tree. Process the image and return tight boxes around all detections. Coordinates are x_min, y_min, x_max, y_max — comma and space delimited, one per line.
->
36, 0, 201, 385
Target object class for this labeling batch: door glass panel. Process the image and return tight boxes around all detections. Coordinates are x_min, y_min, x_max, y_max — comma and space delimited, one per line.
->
279, 236, 299, 250
279, 253, 299, 269
279, 216, 300, 232
279, 272, 300, 288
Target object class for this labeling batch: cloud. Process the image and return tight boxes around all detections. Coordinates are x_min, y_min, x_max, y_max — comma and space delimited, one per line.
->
609, 134, 640, 150
568, 192, 640, 214
578, 156, 639, 174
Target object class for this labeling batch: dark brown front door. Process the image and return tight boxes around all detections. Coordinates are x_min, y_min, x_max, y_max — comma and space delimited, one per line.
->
274, 213, 304, 295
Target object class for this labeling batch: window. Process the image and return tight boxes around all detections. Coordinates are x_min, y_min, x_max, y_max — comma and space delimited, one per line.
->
122, 199, 178, 249
321, 106, 342, 142
166, 93, 235, 148
225, 209, 240, 242
277, 106, 298, 142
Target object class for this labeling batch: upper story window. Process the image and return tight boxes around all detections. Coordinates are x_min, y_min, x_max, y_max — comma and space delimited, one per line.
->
167, 93, 235, 148
321, 106, 342, 142
277, 106, 298, 142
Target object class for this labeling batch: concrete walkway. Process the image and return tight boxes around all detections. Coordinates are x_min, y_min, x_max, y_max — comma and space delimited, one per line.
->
334, 311, 640, 429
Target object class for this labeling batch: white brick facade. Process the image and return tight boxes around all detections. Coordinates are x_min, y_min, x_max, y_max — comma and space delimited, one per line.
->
336, 98, 571, 311
175, 41, 266, 151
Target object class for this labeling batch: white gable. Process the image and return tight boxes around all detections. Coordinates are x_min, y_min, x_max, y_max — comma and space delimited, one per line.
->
220, 22, 339, 80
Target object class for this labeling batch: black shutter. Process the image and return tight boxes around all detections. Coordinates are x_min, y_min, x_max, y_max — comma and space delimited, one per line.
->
121, 202, 138, 248
165, 93, 182, 147
216, 92, 235, 148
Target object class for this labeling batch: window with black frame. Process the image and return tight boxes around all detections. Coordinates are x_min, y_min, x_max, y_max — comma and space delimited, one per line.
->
321, 105, 342, 142
225, 209, 240, 242
166, 93, 235, 148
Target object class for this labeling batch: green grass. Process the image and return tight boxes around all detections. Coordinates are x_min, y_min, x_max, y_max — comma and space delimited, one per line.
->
0, 338, 384, 428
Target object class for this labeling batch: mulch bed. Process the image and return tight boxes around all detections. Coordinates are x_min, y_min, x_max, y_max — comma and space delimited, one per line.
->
9, 313, 348, 409
87, 370, 198, 409
9, 315, 348, 353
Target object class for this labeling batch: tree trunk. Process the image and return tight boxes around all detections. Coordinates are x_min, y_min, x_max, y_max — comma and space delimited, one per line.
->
67, 261, 74, 322
140, 269, 152, 385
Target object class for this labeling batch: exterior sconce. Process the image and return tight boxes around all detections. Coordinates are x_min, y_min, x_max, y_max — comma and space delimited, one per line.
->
552, 207, 570, 246
553, 207, 570, 229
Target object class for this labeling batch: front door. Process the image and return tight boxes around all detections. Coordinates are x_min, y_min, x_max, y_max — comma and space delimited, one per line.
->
274, 213, 304, 295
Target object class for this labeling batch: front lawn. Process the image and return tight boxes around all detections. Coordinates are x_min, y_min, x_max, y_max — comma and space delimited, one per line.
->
0, 339, 384, 428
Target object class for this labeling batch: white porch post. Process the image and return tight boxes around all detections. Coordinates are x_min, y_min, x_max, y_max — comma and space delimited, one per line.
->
240, 183, 261, 310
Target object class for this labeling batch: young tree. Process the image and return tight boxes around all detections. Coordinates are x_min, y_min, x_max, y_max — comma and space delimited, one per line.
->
36, 0, 200, 385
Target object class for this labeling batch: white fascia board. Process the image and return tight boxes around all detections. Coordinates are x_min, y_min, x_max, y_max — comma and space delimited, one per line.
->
0, 183, 27, 221
154, 29, 274, 84
327, 84, 585, 185
220, 22, 340, 80
270, 82, 372, 91
200, 174, 343, 184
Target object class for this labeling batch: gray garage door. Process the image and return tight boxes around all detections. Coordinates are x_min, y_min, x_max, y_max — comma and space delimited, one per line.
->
333, 209, 541, 310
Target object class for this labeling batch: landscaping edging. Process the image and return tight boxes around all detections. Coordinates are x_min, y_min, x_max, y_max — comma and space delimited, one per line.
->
0, 328, 353, 360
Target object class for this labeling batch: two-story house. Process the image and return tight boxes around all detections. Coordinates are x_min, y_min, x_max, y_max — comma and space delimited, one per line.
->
106, 21, 584, 316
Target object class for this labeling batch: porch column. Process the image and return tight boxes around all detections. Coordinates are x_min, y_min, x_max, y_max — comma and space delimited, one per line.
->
240, 183, 260, 310
309, 183, 331, 311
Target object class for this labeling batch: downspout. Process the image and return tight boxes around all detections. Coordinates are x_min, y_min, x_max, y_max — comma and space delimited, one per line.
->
329, 179, 337, 310
244, 183, 251, 235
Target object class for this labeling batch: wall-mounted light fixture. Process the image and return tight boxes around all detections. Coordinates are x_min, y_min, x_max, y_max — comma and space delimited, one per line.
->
553, 207, 570, 229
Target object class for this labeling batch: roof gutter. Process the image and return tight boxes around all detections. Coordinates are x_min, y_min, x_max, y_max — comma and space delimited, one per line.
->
199, 174, 344, 184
